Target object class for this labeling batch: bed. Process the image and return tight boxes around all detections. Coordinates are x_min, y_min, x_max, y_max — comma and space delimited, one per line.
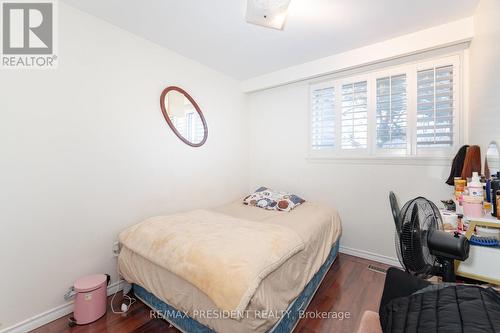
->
118, 200, 342, 333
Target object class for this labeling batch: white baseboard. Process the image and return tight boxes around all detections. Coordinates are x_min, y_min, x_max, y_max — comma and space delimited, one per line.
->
340, 245, 402, 268
0, 280, 126, 333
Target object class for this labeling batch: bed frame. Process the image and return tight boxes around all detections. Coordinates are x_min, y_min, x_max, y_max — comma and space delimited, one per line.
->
133, 240, 340, 333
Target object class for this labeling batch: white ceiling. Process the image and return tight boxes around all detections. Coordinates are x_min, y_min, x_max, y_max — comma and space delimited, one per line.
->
62, 0, 478, 80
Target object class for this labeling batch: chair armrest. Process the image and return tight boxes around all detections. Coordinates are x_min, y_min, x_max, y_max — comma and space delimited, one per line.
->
356, 311, 382, 333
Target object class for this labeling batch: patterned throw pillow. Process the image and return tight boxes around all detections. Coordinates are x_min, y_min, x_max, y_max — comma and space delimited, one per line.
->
243, 187, 305, 212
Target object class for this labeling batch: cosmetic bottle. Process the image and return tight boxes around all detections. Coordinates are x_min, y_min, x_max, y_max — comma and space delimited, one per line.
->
467, 172, 483, 198
491, 173, 500, 217
497, 191, 500, 220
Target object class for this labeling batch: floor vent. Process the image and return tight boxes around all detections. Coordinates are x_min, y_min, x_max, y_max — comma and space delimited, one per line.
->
367, 265, 387, 274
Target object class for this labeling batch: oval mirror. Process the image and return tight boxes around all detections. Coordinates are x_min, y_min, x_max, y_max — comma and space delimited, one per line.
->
160, 86, 208, 147
486, 141, 500, 176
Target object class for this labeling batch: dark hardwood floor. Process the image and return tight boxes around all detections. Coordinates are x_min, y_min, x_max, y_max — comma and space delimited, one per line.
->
31, 254, 390, 333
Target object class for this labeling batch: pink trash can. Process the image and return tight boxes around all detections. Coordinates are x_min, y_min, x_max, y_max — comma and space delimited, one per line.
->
70, 274, 109, 326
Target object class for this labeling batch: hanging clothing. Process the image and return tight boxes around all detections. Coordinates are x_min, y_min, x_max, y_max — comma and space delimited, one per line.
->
446, 145, 469, 185
461, 145, 482, 180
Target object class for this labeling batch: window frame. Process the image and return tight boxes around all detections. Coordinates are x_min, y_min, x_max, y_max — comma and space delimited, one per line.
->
309, 80, 337, 152
336, 73, 371, 156
413, 56, 460, 157
372, 65, 413, 157
308, 54, 462, 161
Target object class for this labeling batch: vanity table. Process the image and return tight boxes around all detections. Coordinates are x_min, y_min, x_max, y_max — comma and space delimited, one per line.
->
454, 140, 500, 285
455, 215, 500, 285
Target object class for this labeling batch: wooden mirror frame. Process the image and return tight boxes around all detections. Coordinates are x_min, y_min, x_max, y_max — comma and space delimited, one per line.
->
160, 86, 208, 147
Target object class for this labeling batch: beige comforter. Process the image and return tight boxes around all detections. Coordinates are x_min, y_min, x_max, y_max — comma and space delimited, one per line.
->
119, 209, 305, 313
118, 201, 342, 333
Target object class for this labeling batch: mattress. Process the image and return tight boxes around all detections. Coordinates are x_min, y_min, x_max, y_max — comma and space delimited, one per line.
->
118, 200, 342, 333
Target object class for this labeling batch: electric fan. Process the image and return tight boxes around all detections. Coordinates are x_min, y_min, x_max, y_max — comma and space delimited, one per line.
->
389, 192, 470, 282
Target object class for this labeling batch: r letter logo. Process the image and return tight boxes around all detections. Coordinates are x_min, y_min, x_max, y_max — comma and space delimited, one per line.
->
1, 0, 57, 68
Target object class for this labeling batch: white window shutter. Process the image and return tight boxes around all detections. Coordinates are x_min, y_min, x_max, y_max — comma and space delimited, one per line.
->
173, 111, 204, 143
309, 55, 459, 157
341, 81, 368, 149
192, 113, 205, 143
376, 74, 407, 149
311, 86, 335, 150
173, 116, 186, 138
416, 65, 454, 148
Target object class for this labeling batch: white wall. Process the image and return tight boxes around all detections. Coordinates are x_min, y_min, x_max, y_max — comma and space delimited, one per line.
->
0, 3, 248, 329
247, 77, 453, 262
241, 17, 474, 92
469, 0, 500, 150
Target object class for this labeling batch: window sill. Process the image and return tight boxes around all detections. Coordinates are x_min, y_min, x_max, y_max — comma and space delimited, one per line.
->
306, 155, 452, 166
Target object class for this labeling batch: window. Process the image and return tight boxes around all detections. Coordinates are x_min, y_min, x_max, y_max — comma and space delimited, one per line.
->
341, 81, 368, 150
376, 74, 407, 149
416, 65, 454, 148
309, 55, 460, 158
311, 86, 335, 150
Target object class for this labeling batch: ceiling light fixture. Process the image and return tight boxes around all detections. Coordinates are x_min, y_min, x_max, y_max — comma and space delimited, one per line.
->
245, 0, 292, 30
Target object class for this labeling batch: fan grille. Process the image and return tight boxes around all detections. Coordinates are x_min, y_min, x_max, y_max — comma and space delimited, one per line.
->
395, 197, 442, 279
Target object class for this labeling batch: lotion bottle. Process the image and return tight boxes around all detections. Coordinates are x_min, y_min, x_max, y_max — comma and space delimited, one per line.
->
467, 172, 483, 198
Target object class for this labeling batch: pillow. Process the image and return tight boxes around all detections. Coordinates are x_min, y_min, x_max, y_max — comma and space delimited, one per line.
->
243, 187, 305, 212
